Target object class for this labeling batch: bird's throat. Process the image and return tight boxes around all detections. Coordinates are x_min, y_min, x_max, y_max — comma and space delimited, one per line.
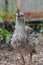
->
15, 18, 25, 34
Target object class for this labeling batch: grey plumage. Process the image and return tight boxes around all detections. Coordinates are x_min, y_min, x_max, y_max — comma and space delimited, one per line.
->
11, 12, 39, 53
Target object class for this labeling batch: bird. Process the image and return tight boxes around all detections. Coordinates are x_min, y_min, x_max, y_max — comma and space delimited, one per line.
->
11, 10, 39, 65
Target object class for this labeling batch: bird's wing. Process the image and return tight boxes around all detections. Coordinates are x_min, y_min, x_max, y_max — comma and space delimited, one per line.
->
25, 26, 33, 34
25, 26, 39, 46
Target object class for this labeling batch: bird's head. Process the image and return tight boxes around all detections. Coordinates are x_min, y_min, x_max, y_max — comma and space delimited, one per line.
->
16, 10, 24, 22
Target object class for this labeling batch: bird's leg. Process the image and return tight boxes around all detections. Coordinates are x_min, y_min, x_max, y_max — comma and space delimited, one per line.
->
21, 54, 25, 65
30, 53, 32, 65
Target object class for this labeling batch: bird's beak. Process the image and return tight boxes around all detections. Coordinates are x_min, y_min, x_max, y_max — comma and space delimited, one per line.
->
16, 13, 19, 18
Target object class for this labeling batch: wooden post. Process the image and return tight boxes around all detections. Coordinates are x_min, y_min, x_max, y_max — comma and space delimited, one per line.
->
17, 0, 21, 10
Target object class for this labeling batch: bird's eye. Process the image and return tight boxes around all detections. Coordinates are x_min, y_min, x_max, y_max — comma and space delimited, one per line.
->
20, 15, 24, 17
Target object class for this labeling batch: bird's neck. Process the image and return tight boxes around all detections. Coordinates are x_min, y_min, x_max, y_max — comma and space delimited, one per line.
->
15, 17, 25, 33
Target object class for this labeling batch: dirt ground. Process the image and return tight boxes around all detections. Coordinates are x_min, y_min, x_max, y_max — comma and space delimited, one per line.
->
0, 33, 43, 65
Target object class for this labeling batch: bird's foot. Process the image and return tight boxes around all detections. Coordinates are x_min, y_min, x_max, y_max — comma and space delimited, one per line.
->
30, 53, 33, 65
21, 55, 25, 65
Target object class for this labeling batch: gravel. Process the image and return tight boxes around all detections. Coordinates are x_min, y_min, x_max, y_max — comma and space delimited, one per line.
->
0, 33, 43, 65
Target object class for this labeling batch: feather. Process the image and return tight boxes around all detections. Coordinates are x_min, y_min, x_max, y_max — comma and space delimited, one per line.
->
11, 12, 39, 53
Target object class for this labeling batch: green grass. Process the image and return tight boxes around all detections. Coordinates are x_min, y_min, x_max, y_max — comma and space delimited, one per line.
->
2, 29, 11, 36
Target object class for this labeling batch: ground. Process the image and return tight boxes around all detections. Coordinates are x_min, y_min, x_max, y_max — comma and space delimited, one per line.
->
0, 33, 43, 65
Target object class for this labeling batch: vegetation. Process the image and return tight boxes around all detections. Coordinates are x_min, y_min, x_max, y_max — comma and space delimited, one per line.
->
0, 0, 43, 44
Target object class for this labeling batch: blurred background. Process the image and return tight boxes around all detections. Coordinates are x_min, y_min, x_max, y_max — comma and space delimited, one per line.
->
0, 0, 43, 44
